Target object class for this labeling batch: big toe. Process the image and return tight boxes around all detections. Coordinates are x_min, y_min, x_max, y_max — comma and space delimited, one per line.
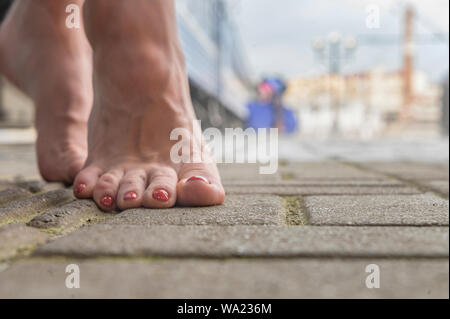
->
176, 165, 225, 207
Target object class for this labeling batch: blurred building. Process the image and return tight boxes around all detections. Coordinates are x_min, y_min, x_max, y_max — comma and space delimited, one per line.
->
0, 76, 34, 128
442, 76, 449, 136
285, 67, 443, 138
176, 0, 251, 129
0, 0, 252, 130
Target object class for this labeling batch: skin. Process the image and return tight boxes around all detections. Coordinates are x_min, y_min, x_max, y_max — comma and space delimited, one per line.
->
0, 0, 225, 211
0, 0, 92, 182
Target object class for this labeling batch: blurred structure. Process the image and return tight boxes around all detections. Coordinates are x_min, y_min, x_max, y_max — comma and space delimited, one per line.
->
0, 76, 34, 128
246, 77, 297, 134
286, 5, 447, 139
443, 76, 449, 136
402, 6, 414, 120
286, 68, 442, 138
311, 32, 357, 135
176, 0, 251, 130
0, 0, 252, 130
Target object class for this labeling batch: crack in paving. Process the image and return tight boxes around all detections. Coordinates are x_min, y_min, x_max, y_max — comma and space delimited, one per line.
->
0, 189, 75, 226
28, 199, 111, 236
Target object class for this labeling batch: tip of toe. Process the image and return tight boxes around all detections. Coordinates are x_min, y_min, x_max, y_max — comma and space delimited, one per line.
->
177, 181, 225, 207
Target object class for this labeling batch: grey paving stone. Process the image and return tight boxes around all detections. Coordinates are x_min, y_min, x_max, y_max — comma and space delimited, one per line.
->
305, 194, 449, 226
279, 162, 388, 181
223, 180, 405, 186
0, 187, 32, 207
418, 181, 449, 197
15, 180, 65, 194
105, 195, 283, 226
0, 189, 75, 226
28, 199, 108, 235
224, 184, 421, 196
0, 258, 447, 298
217, 163, 281, 182
0, 224, 48, 261
35, 225, 449, 258
0, 182, 11, 192
360, 162, 449, 181
0, 144, 40, 180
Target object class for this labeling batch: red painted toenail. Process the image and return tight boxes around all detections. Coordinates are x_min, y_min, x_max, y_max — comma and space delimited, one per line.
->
124, 191, 137, 201
101, 195, 114, 207
75, 183, 86, 194
186, 176, 209, 184
152, 189, 169, 202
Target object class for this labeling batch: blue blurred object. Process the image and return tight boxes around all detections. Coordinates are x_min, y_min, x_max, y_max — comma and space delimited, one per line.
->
246, 101, 274, 129
283, 107, 297, 133
262, 77, 287, 96
246, 101, 298, 134
246, 76, 297, 134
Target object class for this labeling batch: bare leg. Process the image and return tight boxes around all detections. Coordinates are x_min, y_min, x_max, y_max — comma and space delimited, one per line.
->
74, 0, 225, 210
0, 0, 92, 182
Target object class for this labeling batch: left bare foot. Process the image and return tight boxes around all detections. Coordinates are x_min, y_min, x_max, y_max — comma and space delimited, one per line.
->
0, 0, 93, 183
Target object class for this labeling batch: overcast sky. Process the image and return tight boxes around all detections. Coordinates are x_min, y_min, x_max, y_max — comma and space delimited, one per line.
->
230, 0, 449, 82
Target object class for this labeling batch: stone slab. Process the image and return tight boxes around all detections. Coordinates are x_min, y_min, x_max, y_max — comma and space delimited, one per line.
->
28, 199, 108, 235
278, 162, 388, 181
0, 144, 39, 180
217, 163, 281, 183
0, 223, 48, 261
305, 194, 449, 226
224, 184, 421, 196
15, 180, 65, 194
35, 225, 449, 258
0, 189, 75, 226
0, 258, 447, 298
104, 195, 283, 226
359, 162, 449, 181
418, 181, 449, 197
0, 187, 32, 207
223, 180, 405, 186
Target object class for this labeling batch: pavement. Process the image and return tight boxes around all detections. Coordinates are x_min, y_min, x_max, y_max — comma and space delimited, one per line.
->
0, 139, 448, 298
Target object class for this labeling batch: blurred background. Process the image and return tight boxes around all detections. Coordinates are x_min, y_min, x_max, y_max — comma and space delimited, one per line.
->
0, 0, 449, 143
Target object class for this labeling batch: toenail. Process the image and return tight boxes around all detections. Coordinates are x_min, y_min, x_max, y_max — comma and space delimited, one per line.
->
124, 191, 138, 201
100, 195, 114, 207
186, 176, 210, 184
74, 183, 86, 194
152, 189, 170, 202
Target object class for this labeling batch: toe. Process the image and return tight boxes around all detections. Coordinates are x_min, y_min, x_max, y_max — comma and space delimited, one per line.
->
142, 167, 177, 208
93, 169, 124, 211
116, 169, 148, 210
73, 166, 102, 199
176, 164, 225, 206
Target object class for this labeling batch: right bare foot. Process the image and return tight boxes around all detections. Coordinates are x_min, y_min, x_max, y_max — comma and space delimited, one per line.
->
0, 0, 92, 182
73, 0, 225, 211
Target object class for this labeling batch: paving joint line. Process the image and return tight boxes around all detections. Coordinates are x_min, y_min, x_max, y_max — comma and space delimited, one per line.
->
25, 253, 450, 261
281, 195, 308, 225
339, 161, 449, 199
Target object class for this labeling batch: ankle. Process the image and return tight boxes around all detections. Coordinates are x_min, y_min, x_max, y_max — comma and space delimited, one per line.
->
83, 0, 179, 48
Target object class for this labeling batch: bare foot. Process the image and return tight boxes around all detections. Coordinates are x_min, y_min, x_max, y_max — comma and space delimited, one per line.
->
73, 0, 225, 210
0, 0, 92, 182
